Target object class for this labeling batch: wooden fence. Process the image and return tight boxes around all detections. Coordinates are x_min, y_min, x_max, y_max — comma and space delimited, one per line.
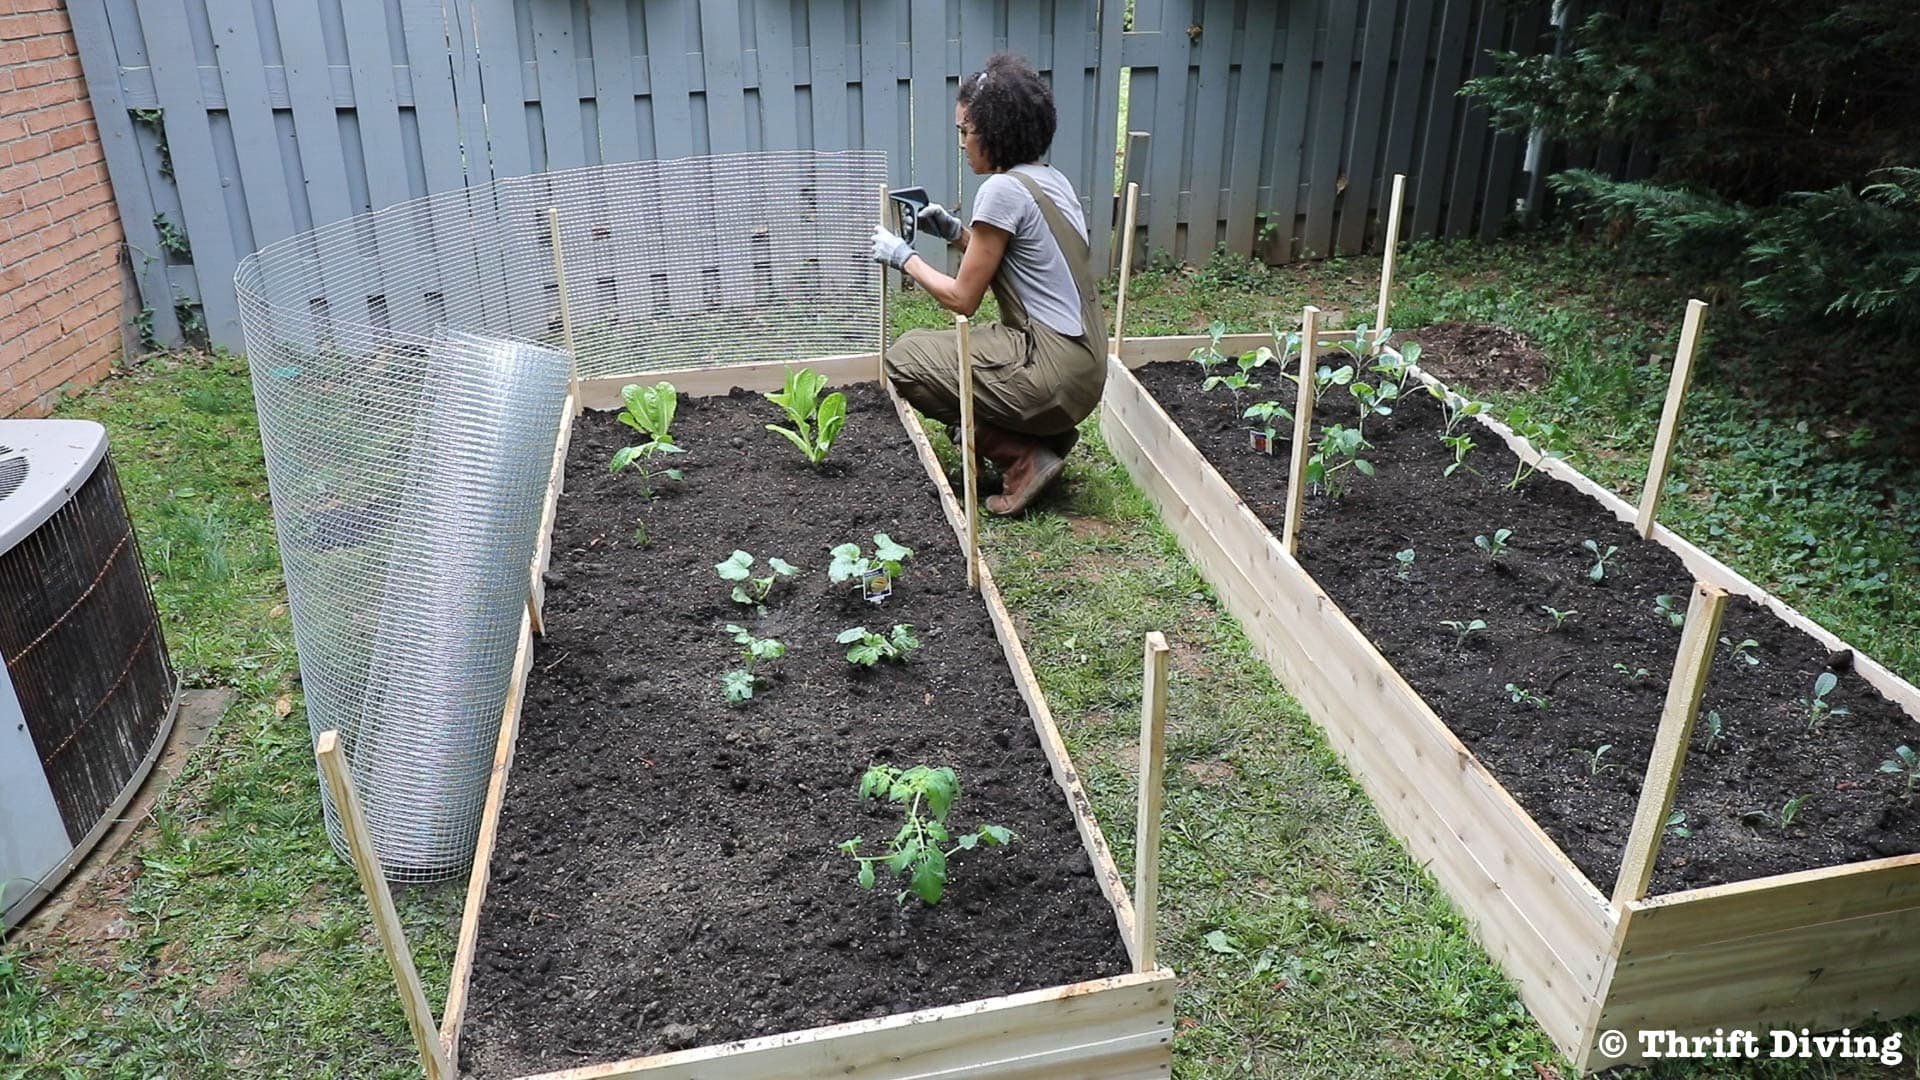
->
67, 0, 1555, 352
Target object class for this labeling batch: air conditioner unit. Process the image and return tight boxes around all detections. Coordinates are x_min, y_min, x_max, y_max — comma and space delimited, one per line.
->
0, 419, 179, 929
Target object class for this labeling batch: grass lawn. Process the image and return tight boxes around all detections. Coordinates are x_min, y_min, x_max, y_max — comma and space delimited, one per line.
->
3, 232, 1913, 1078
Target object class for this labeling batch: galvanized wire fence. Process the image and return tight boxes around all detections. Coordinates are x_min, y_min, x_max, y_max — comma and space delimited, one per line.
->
236, 150, 886, 880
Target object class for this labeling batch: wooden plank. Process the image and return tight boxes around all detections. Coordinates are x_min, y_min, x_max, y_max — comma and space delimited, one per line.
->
1221, 3, 1278, 256
1334, 0, 1401, 256
1477, 0, 1541, 240
1142, 0, 1189, 261
531, 0, 586, 169
752, 0, 800, 152
527, 390, 579, 627
509, 971, 1174, 1080
887, 382, 1144, 962
339, 0, 425, 333
1088, 0, 1124, 274
806, 0, 851, 156
1282, 307, 1319, 554
576, 352, 884, 409
1442, 0, 1504, 238
1373, 174, 1407, 340
437, 612, 535, 1064
1097, 370, 1601, 1059
859, 0, 901, 180
203, 0, 296, 250
643, 1, 695, 161
1264, 0, 1318, 261
957, 317, 979, 587
1637, 299, 1708, 537
1412, 0, 1472, 239
1181, 0, 1233, 257
698, 0, 748, 154
1300, 0, 1360, 259
1110, 183, 1139, 359
908, 0, 949, 268
957, 0, 994, 211
1133, 632, 1170, 973
1611, 583, 1728, 906
1622, 854, 1920, 960
137, 1, 244, 345
315, 731, 453, 1080
471, 2, 533, 176
1048, 0, 1092, 230
63, 0, 181, 342
588, 0, 641, 163
1379, 0, 1439, 189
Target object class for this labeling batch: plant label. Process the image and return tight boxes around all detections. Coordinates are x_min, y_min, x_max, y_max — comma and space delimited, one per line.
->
861, 570, 893, 604
1248, 429, 1275, 455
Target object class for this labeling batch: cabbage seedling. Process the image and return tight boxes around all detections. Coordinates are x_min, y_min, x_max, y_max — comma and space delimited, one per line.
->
1441, 618, 1487, 648
765, 367, 848, 467
1653, 594, 1686, 628
1474, 528, 1513, 560
838, 764, 1014, 905
1582, 539, 1618, 581
1441, 432, 1478, 477
1540, 605, 1577, 631
1424, 384, 1486, 437
838, 624, 919, 666
720, 624, 785, 705
1306, 424, 1373, 499
715, 549, 797, 609
1804, 671, 1850, 732
1721, 636, 1761, 666
1505, 682, 1551, 709
1880, 745, 1920, 801
610, 381, 687, 494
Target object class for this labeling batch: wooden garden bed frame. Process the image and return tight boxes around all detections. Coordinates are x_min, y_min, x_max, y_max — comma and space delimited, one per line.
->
1097, 324, 1920, 1071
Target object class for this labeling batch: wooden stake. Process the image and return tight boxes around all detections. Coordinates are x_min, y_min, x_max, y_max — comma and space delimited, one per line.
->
1133, 632, 1170, 972
1282, 306, 1320, 555
1637, 299, 1709, 538
1612, 582, 1729, 906
547, 208, 578, 401
1113, 131, 1149, 274
314, 731, 453, 1080
878, 184, 890, 364
957, 314, 979, 589
1111, 182, 1140, 361
1372, 174, 1406, 353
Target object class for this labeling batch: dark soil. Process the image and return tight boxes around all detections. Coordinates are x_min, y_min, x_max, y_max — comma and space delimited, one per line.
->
1135, 359, 1920, 897
1401, 322, 1551, 396
460, 384, 1128, 1079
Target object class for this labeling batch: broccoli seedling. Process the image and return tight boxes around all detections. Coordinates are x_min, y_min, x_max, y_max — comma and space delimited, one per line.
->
1803, 671, 1850, 732
838, 765, 1014, 905
610, 382, 687, 494
719, 624, 786, 705
1347, 379, 1398, 434
1188, 320, 1230, 377
1701, 710, 1725, 751
1441, 618, 1488, 649
765, 367, 848, 467
1612, 662, 1654, 683
1441, 432, 1479, 477
1665, 810, 1692, 839
1371, 341, 1419, 391
1474, 528, 1513, 560
1392, 548, 1416, 581
1653, 594, 1686, 628
1424, 384, 1486, 437
1505, 682, 1551, 709
1582, 539, 1618, 582
839, 624, 919, 666
1244, 400, 1293, 452
1540, 605, 1578, 631
1880, 745, 1920, 801
1571, 744, 1620, 776
1306, 424, 1374, 499
715, 549, 798, 609
1721, 637, 1761, 667
1203, 349, 1269, 403
1314, 363, 1356, 391
1502, 406, 1566, 490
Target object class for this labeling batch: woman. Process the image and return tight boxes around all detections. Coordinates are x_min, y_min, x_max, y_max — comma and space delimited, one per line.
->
869, 53, 1107, 515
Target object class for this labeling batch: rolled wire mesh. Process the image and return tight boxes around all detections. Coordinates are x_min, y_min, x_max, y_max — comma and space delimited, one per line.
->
235, 151, 884, 879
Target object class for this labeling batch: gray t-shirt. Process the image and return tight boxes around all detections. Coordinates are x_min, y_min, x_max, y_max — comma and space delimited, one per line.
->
969, 164, 1087, 337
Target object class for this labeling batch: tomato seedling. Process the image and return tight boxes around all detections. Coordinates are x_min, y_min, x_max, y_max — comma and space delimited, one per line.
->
838, 764, 1014, 905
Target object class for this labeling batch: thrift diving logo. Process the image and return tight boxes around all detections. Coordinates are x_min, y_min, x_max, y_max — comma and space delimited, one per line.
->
1595, 1028, 1906, 1067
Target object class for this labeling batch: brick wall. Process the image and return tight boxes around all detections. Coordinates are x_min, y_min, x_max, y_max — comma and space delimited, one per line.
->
0, 0, 127, 418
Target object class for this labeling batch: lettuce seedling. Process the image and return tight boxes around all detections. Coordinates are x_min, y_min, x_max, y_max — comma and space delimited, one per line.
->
1583, 539, 1618, 582
715, 549, 798, 609
765, 367, 848, 467
1441, 618, 1487, 648
1804, 671, 1850, 732
829, 534, 913, 585
1306, 424, 1373, 499
838, 764, 1014, 905
838, 624, 919, 666
1880, 745, 1920, 801
1474, 528, 1513, 560
720, 624, 786, 705
610, 382, 687, 493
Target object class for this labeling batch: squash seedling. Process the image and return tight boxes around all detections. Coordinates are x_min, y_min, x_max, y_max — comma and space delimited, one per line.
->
1505, 682, 1551, 709
838, 764, 1014, 905
765, 367, 848, 467
715, 549, 798, 609
1306, 424, 1373, 499
1804, 671, 1849, 732
720, 624, 785, 705
1880, 745, 1920, 801
1582, 539, 1618, 582
1540, 605, 1578, 631
1474, 528, 1513, 560
1571, 744, 1619, 776
1244, 400, 1292, 454
829, 533, 913, 602
1653, 594, 1686, 628
839, 624, 919, 666
1441, 618, 1488, 649
610, 381, 687, 494
1393, 548, 1417, 581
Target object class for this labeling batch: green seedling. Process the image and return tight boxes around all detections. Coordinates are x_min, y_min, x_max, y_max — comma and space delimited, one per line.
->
1348, 379, 1398, 434
838, 765, 1014, 905
715, 549, 798, 608
720, 624, 786, 705
1505, 682, 1551, 709
765, 367, 848, 466
1613, 662, 1653, 682
610, 381, 687, 493
1393, 548, 1417, 581
1441, 432, 1479, 477
829, 533, 914, 589
1880, 745, 1920, 801
1474, 528, 1513, 560
1441, 618, 1488, 649
1425, 384, 1486, 437
1572, 744, 1620, 776
1665, 810, 1692, 839
1371, 341, 1419, 390
1540, 605, 1578, 631
1582, 539, 1619, 582
1203, 349, 1269, 403
1189, 319, 1230, 375
839, 624, 919, 666
1653, 594, 1686, 628
1314, 363, 1356, 391
1722, 637, 1761, 667
1778, 794, 1810, 829
1701, 710, 1725, 751
1804, 671, 1850, 732
1503, 406, 1566, 490
1244, 400, 1294, 446
1305, 424, 1373, 499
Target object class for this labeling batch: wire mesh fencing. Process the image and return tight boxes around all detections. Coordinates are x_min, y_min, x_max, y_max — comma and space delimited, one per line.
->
236, 150, 885, 880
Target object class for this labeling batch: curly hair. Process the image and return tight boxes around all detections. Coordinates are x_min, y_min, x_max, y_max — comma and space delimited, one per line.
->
956, 53, 1057, 170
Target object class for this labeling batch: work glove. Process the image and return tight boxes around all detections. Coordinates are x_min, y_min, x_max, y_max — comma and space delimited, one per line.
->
869, 224, 916, 270
917, 203, 964, 243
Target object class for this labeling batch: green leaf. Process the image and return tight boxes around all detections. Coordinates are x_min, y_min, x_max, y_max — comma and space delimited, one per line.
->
766, 423, 817, 462
1203, 929, 1241, 955
721, 669, 755, 704
909, 848, 947, 904
828, 544, 865, 583
663, 468, 685, 482
925, 820, 949, 843
767, 557, 797, 576
978, 824, 1014, 846
859, 767, 890, 800
857, 862, 876, 889
1815, 671, 1839, 697
922, 767, 957, 820
1353, 458, 1375, 477
815, 392, 848, 458
715, 550, 754, 581
873, 533, 912, 564
730, 586, 755, 606
1399, 341, 1422, 367
609, 445, 642, 473
885, 843, 918, 874
837, 626, 870, 644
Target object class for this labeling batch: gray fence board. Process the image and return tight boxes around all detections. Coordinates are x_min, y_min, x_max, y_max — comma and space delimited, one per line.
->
1478, 1, 1540, 240
1222, 2, 1277, 256
1443, 0, 1502, 237
1334, 0, 1397, 255
588, 2, 641, 162
754, 0, 801, 152
908, 0, 947, 262
806, 0, 851, 153
1412, 0, 1470, 239
205, 0, 294, 253
1301, 0, 1358, 259
644, 2, 696, 160
1180, 1, 1232, 258
1088, 0, 1123, 273
859, 0, 901, 184
699, 0, 749, 154
1264, 0, 1316, 262
530, 1, 585, 170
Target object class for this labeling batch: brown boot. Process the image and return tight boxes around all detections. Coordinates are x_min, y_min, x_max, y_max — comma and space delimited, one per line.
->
976, 424, 1066, 516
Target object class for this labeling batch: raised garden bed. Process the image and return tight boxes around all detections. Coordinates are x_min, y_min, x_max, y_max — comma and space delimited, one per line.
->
1099, 333, 1920, 1071
434, 354, 1173, 1080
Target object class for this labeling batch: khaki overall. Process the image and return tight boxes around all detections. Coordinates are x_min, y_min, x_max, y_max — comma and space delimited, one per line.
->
885, 172, 1109, 439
